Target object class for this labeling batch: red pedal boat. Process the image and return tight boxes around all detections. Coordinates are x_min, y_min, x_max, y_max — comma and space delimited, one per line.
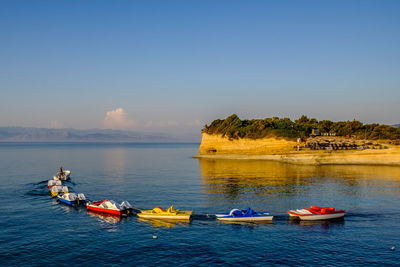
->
86, 200, 132, 216
287, 205, 345, 221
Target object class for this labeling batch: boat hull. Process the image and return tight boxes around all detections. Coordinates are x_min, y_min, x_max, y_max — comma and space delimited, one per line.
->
86, 205, 122, 216
58, 197, 75, 206
217, 215, 273, 221
288, 212, 345, 221
137, 213, 191, 220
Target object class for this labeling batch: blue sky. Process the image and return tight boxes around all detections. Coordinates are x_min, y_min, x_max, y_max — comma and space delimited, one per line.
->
1, 0, 399, 134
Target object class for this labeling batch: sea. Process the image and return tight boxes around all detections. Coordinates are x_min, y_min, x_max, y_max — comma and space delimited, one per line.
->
0, 142, 400, 266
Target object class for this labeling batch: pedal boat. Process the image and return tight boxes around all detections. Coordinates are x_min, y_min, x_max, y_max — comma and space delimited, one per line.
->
86, 200, 133, 216
287, 206, 345, 221
53, 170, 71, 181
48, 179, 62, 189
50, 186, 69, 197
216, 208, 273, 221
137, 206, 192, 220
57, 193, 86, 206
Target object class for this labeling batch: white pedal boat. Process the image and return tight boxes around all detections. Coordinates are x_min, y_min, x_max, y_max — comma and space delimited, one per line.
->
57, 193, 86, 206
216, 208, 273, 221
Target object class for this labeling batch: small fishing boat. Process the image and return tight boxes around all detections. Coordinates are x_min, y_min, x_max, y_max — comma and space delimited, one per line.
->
50, 186, 69, 197
53, 170, 71, 181
137, 206, 192, 220
57, 193, 86, 206
216, 208, 273, 221
287, 206, 345, 221
47, 179, 62, 189
86, 200, 132, 216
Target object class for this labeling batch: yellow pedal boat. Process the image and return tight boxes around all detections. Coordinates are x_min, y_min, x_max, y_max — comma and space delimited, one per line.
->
137, 206, 192, 220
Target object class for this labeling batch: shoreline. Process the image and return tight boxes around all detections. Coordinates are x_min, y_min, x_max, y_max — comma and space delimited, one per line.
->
194, 150, 400, 166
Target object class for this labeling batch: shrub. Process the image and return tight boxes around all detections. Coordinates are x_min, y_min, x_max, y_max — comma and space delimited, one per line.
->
202, 114, 400, 140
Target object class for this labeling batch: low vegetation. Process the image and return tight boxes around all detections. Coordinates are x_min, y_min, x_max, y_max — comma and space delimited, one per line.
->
202, 114, 400, 140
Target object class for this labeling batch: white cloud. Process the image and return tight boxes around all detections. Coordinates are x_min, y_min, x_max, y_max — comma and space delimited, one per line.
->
103, 108, 136, 130
50, 120, 64, 128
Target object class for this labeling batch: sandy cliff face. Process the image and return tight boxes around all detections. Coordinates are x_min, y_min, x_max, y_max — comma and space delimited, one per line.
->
198, 133, 297, 155
197, 133, 400, 165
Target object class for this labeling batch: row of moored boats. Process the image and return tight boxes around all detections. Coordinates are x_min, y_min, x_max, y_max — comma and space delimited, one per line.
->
48, 167, 345, 222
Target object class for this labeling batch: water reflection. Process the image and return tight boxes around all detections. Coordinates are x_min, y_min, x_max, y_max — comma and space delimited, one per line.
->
103, 148, 127, 177
197, 158, 400, 204
137, 218, 190, 228
87, 210, 121, 224
218, 221, 274, 227
289, 218, 345, 232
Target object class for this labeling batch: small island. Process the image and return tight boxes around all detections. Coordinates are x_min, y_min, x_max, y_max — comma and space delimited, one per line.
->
195, 114, 400, 165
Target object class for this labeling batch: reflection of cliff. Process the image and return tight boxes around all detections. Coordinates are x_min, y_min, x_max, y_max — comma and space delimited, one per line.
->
198, 158, 400, 200
198, 158, 314, 200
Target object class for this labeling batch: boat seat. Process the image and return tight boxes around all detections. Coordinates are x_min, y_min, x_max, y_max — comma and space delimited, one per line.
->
152, 207, 165, 213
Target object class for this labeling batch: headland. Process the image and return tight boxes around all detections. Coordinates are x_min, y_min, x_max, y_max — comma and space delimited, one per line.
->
195, 115, 400, 165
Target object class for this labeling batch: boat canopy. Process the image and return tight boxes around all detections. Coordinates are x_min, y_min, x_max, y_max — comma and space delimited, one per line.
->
61, 186, 69, 193
120, 201, 132, 210
101, 200, 121, 210
48, 180, 61, 186
61, 193, 77, 201
51, 186, 63, 193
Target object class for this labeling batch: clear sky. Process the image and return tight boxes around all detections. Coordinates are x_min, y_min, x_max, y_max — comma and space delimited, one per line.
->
1, 0, 399, 135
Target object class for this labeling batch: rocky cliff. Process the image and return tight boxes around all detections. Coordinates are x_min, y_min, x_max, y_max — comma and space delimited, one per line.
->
198, 133, 297, 155
196, 133, 400, 165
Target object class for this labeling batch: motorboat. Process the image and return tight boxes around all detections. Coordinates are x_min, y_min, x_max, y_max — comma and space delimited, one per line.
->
57, 193, 86, 206
86, 200, 132, 216
137, 206, 192, 220
50, 186, 69, 197
47, 179, 62, 189
216, 208, 273, 221
53, 170, 71, 181
287, 205, 345, 221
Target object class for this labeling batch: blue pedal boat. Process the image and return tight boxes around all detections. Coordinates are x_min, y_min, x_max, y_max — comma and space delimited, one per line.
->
57, 193, 86, 206
216, 207, 273, 221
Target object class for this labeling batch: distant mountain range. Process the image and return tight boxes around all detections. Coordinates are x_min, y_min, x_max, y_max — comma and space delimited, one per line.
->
0, 127, 199, 142
393, 124, 400, 128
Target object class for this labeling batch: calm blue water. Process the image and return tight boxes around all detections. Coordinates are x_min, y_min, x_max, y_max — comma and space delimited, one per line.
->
1, 142, 400, 266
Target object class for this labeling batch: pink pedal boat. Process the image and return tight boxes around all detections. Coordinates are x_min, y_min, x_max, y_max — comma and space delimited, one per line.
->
287, 206, 345, 221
